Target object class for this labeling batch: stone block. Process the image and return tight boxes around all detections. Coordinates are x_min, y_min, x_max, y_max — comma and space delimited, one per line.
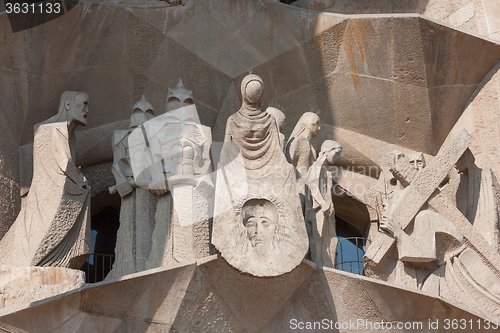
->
0, 292, 81, 333
198, 257, 315, 332
420, 19, 500, 88
260, 270, 336, 332
189, 58, 232, 112
171, 265, 244, 332
302, 20, 347, 81
51, 313, 123, 333
126, 264, 196, 324
76, 120, 129, 167
193, 99, 218, 128
428, 84, 479, 153
392, 17, 427, 87
202, 0, 263, 31
337, 18, 393, 82
483, 0, 500, 38
167, 3, 232, 59
202, 32, 264, 78
115, 318, 172, 333
147, 37, 200, 96
237, 11, 300, 62
80, 273, 155, 317
126, 11, 164, 74
393, 81, 434, 153
328, 73, 395, 144
266, 45, 311, 97
3, 16, 52, 74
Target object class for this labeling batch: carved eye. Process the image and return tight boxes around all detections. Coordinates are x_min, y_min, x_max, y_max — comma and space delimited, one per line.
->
261, 220, 271, 228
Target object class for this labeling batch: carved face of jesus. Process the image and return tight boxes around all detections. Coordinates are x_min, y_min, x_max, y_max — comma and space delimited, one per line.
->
242, 199, 278, 252
68, 93, 89, 126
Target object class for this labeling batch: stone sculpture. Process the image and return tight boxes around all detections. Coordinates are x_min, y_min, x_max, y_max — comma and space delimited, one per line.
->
379, 156, 500, 319
266, 107, 286, 149
128, 80, 213, 269
213, 74, 309, 277
285, 112, 321, 179
242, 199, 278, 255
305, 140, 342, 267
106, 96, 156, 280
0, 91, 91, 269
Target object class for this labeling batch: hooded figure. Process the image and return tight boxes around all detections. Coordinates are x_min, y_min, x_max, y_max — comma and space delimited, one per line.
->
223, 74, 282, 175
213, 74, 309, 277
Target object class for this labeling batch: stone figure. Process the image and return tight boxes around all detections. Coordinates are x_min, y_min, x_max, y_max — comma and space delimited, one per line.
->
213, 74, 309, 277
285, 112, 321, 179
106, 96, 156, 280
266, 107, 286, 149
305, 140, 342, 267
0, 91, 91, 269
380, 172, 500, 319
128, 80, 213, 269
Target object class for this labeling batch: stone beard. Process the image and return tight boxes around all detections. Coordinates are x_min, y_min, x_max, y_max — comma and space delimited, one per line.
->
212, 74, 308, 277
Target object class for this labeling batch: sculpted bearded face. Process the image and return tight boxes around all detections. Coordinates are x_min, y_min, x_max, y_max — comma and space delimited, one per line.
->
242, 199, 278, 253
408, 152, 426, 171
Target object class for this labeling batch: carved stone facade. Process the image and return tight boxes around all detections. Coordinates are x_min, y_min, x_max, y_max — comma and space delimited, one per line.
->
2, 0, 500, 330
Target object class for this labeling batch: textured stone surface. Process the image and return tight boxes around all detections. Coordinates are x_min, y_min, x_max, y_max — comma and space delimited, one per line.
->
0, 92, 92, 269
0, 265, 84, 309
213, 74, 309, 277
0, 257, 495, 332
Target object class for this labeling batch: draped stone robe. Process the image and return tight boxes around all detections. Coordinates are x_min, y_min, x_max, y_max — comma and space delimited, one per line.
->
0, 122, 91, 268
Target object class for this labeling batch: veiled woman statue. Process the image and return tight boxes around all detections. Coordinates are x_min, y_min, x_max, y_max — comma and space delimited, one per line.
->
213, 74, 308, 277
0, 91, 91, 269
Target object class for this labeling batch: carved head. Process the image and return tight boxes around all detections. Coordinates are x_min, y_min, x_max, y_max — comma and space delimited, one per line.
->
242, 199, 278, 252
320, 140, 342, 164
379, 150, 405, 191
130, 95, 154, 129
408, 152, 426, 171
166, 79, 194, 112
266, 107, 286, 132
241, 74, 263, 106
58, 91, 89, 126
298, 112, 320, 138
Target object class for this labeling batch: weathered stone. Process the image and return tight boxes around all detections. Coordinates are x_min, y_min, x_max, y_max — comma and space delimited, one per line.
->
305, 140, 342, 267
213, 74, 309, 277
0, 91, 91, 269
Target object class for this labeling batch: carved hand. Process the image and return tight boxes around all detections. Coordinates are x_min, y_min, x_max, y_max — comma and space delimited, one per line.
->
116, 181, 133, 197
379, 216, 403, 239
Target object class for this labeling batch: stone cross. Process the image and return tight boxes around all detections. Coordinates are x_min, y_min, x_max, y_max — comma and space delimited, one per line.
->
365, 130, 473, 265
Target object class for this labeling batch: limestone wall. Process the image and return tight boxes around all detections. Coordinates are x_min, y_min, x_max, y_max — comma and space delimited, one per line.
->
292, 0, 500, 42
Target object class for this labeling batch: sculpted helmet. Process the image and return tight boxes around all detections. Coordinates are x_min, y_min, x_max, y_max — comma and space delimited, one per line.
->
130, 95, 154, 129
